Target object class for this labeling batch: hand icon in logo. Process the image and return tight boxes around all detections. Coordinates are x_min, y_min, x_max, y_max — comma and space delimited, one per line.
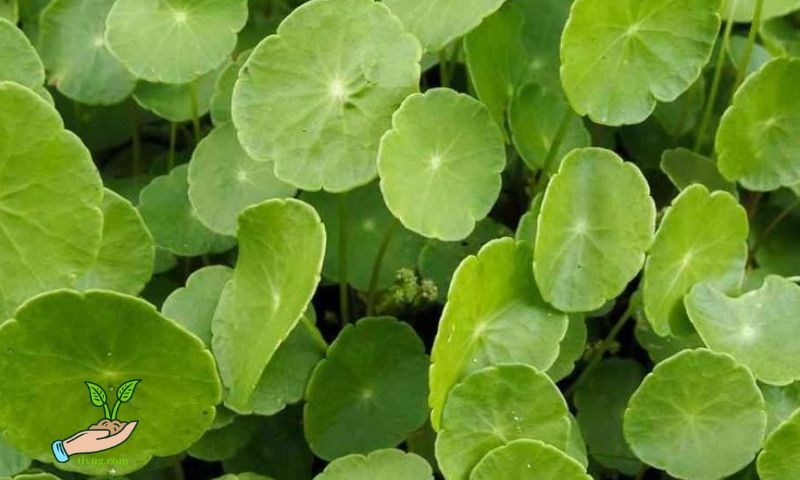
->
52, 421, 138, 463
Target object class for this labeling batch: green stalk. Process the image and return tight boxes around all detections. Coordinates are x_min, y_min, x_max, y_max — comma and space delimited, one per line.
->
189, 82, 201, 144
750, 197, 800, 256
734, 0, 765, 91
439, 50, 450, 87
128, 101, 142, 176
167, 122, 177, 171
338, 195, 350, 324
565, 301, 637, 397
366, 220, 399, 316
694, 0, 738, 152
110, 400, 121, 421
103, 402, 112, 420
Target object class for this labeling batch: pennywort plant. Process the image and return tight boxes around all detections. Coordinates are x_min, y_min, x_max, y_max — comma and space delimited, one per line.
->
0, 0, 799, 479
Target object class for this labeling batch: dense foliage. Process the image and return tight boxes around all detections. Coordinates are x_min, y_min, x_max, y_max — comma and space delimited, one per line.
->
1, 0, 799, 479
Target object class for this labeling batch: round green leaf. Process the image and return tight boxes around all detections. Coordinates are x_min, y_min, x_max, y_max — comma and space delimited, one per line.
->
761, 382, 800, 434
643, 185, 748, 336
378, 88, 505, 241
509, 82, 590, 174
383, 0, 504, 52
716, 58, 800, 191
534, 148, 655, 312
105, 0, 248, 84
304, 317, 429, 460
686, 276, 800, 385
313, 449, 433, 480
133, 67, 219, 123
0, 435, 29, 477
232, 0, 421, 192
429, 238, 568, 430
210, 50, 250, 126
188, 123, 296, 235
624, 348, 766, 480
435, 364, 572, 480
0, 290, 222, 476
560, 0, 720, 125
660, 148, 737, 195
0, 18, 45, 89
546, 315, 587, 382
75, 189, 155, 295
213, 199, 325, 412
418, 217, 511, 295
464, 0, 571, 127
39, 0, 136, 105
0, 81, 103, 320
302, 183, 425, 292
162, 265, 234, 345
189, 415, 261, 462
722, 0, 800, 22
138, 164, 236, 257
757, 408, 800, 480
728, 35, 773, 77
575, 358, 644, 475
470, 439, 592, 480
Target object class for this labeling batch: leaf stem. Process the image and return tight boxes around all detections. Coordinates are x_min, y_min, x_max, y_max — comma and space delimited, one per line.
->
366, 219, 399, 316
189, 82, 201, 144
103, 402, 111, 420
750, 197, 800, 257
338, 195, 350, 324
167, 122, 177, 171
565, 300, 637, 397
128, 101, 141, 176
110, 400, 120, 421
439, 50, 450, 87
541, 106, 573, 176
694, 0, 738, 153
734, 0, 765, 90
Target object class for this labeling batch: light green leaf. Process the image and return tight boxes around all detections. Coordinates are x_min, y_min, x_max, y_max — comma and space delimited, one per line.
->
304, 317, 428, 460
469, 439, 592, 480
213, 474, 272, 480
384, 0, 504, 52
560, 0, 720, 125
0, 0, 17, 22
189, 415, 261, 462
660, 148, 737, 195
313, 449, 433, 480
634, 315, 704, 363
761, 15, 800, 57
84, 381, 107, 407
105, 0, 248, 84
39, 0, 136, 105
761, 382, 800, 434
686, 276, 800, 385
76, 189, 155, 295
546, 315, 587, 382
188, 123, 296, 236
0, 82, 103, 320
728, 35, 773, 76
716, 58, 800, 191
378, 88, 505, 241
758, 407, 800, 480
212, 199, 325, 412
534, 148, 655, 312
418, 218, 511, 295
0, 290, 221, 476
651, 76, 706, 139
303, 183, 425, 292
163, 265, 233, 345
138, 164, 236, 257
435, 365, 571, 480
133, 67, 219, 123
429, 238, 568, 430
509, 82, 590, 174
643, 185, 748, 336
210, 50, 250, 126
0, 434, 29, 477
624, 348, 766, 480
575, 358, 644, 475
464, 0, 571, 127
722, 0, 800, 22
0, 18, 45, 89
232, 0, 421, 192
